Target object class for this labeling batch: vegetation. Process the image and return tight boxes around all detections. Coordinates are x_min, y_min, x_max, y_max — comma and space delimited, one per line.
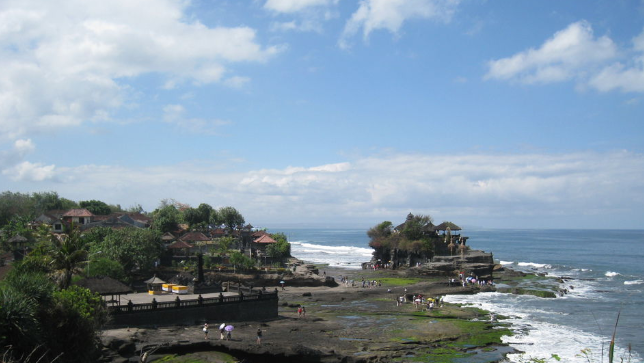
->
0, 263, 107, 362
0, 190, 293, 361
229, 251, 255, 272
367, 214, 440, 265
267, 232, 291, 259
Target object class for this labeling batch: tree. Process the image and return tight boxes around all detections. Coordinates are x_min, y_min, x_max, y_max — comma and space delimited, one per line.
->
182, 207, 203, 228
267, 232, 291, 259
197, 203, 214, 224
48, 227, 89, 289
367, 221, 393, 247
152, 204, 180, 233
0, 271, 54, 358
0, 191, 33, 227
215, 236, 235, 257
87, 257, 127, 281
32, 191, 77, 215
126, 203, 144, 213
79, 199, 112, 215
402, 214, 433, 241
93, 227, 162, 278
43, 286, 108, 362
219, 206, 245, 233
229, 251, 254, 272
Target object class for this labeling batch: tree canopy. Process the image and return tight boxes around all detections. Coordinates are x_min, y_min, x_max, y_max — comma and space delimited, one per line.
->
219, 206, 245, 232
79, 199, 113, 215
367, 214, 436, 258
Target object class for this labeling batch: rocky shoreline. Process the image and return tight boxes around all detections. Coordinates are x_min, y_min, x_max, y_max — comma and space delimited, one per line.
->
100, 261, 527, 363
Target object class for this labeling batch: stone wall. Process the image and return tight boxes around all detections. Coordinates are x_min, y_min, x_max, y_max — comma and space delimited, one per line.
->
107, 294, 278, 328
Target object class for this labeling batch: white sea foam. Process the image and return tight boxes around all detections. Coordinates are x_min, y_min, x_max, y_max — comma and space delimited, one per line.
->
500, 260, 515, 265
443, 292, 641, 363
605, 271, 621, 277
290, 241, 373, 270
517, 262, 552, 269
625, 280, 644, 285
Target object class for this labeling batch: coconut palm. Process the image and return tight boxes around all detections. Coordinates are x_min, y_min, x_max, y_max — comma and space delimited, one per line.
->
48, 226, 88, 289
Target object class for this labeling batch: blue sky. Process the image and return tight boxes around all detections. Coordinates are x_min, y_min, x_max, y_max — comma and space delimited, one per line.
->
1, 0, 643, 229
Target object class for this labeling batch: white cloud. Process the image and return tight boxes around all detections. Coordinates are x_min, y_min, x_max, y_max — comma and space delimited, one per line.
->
485, 21, 617, 84
14, 139, 35, 155
162, 104, 231, 135
339, 0, 460, 49
0, 138, 36, 169
0, 0, 282, 141
7, 151, 642, 228
588, 28, 644, 93
3, 161, 56, 182
264, 0, 336, 14
264, 0, 338, 33
223, 76, 251, 89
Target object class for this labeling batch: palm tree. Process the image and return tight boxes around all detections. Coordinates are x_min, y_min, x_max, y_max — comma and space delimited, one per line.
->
48, 226, 88, 289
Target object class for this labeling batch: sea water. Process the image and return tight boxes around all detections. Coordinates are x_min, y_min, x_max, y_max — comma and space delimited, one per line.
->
280, 228, 644, 362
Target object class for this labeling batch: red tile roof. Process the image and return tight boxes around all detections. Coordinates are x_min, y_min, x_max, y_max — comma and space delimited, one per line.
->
254, 235, 277, 244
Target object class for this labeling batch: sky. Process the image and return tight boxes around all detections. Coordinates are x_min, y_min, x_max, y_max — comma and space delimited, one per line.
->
1, 0, 643, 229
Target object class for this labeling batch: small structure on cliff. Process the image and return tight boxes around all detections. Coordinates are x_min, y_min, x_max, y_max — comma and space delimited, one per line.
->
367, 213, 494, 279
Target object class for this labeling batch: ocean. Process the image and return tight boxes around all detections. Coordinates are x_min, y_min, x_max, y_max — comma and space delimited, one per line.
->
281, 228, 644, 363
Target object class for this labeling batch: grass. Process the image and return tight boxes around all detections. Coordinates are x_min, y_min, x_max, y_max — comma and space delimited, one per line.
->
377, 277, 423, 286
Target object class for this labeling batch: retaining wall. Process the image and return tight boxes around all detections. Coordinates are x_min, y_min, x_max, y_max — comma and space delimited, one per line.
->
107, 293, 278, 328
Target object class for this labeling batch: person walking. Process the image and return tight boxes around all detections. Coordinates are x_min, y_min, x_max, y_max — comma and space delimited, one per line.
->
256, 328, 263, 345
203, 323, 209, 340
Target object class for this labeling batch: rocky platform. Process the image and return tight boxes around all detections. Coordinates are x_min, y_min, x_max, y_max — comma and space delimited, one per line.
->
100, 264, 512, 363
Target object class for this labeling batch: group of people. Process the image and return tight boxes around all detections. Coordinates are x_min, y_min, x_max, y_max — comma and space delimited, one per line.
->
202, 323, 264, 344
452, 271, 494, 287
394, 290, 443, 311
361, 278, 381, 288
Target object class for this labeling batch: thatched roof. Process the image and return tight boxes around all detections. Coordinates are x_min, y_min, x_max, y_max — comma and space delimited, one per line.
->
144, 275, 166, 284
75, 276, 132, 295
435, 221, 462, 231
161, 232, 176, 241
179, 231, 210, 242
168, 240, 193, 249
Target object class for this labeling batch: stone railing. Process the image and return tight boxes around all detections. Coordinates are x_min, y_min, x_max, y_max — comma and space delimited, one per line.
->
108, 291, 278, 315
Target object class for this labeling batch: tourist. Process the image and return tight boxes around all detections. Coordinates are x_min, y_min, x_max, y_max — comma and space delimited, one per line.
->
298, 305, 303, 317
219, 324, 226, 340
203, 323, 209, 339
257, 328, 263, 345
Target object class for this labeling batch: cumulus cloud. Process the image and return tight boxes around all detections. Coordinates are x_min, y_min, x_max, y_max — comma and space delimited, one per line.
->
0, 0, 282, 141
485, 21, 644, 93
8, 151, 642, 228
485, 21, 617, 84
339, 0, 460, 49
587, 27, 644, 93
2, 161, 56, 182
